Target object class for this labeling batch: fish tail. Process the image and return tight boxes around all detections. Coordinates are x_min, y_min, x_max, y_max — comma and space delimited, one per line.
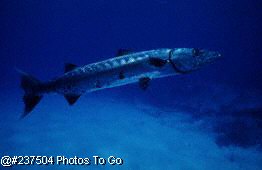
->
16, 68, 43, 118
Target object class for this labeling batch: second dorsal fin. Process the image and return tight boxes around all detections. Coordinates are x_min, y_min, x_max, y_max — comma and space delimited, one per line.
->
116, 49, 133, 57
65, 63, 78, 73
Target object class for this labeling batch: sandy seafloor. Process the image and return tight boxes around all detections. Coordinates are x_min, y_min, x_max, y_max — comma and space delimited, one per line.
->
1, 83, 262, 170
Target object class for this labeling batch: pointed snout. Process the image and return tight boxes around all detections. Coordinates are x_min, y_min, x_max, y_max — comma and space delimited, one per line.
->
214, 51, 222, 58
205, 51, 222, 63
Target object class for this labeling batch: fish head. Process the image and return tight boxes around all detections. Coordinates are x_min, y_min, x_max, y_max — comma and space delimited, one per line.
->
169, 48, 222, 73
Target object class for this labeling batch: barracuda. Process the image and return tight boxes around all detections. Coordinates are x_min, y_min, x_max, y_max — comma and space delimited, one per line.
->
18, 48, 221, 118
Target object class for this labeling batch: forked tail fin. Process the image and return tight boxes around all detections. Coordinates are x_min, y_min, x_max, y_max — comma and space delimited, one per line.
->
16, 69, 43, 118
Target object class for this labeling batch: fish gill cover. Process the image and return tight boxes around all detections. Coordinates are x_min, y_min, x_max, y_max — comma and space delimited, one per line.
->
0, 0, 262, 170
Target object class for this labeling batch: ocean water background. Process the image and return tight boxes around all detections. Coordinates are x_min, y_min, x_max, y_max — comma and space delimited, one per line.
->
0, 0, 262, 169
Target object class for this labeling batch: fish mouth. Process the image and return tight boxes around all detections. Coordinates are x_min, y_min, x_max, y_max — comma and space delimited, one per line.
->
213, 51, 222, 59
204, 51, 222, 64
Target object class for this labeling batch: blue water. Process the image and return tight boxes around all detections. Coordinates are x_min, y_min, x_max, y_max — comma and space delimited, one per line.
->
1, 0, 262, 169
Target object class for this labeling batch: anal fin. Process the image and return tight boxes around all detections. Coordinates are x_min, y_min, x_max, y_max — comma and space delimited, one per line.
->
64, 94, 81, 105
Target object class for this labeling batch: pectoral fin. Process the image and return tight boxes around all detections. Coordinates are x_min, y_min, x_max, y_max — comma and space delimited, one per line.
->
139, 77, 151, 90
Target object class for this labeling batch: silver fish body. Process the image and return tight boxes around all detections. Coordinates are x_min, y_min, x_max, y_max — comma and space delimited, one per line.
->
18, 48, 221, 117
51, 49, 174, 95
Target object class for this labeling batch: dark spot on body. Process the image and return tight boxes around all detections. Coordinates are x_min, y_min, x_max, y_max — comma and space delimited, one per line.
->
149, 57, 167, 67
95, 80, 102, 88
192, 48, 200, 56
192, 48, 204, 57
119, 71, 125, 79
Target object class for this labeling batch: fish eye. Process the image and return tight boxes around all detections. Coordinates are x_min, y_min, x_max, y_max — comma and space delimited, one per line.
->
192, 48, 201, 57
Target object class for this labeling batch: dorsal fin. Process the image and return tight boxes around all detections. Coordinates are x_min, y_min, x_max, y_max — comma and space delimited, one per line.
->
116, 49, 132, 57
64, 94, 81, 105
65, 63, 78, 73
